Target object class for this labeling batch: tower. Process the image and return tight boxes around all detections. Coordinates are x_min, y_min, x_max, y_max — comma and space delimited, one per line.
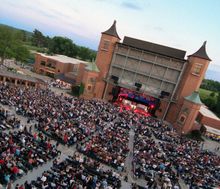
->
165, 42, 212, 131
178, 41, 212, 99
94, 20, 121, 99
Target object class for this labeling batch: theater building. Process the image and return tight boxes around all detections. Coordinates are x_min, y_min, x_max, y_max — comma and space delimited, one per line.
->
34, 53, 89, 85
93, 21, 217, 134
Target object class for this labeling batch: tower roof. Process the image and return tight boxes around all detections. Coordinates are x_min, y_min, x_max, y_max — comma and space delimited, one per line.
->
86, 62, 100, 72
189, 41, 211, 61
184, 91, 203, 105
102, 20, 121, 39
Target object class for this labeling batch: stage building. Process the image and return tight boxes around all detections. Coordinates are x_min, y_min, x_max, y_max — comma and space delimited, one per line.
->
93, 20, 219, 134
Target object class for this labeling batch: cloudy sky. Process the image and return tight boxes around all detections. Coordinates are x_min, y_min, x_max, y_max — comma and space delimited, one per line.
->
0, 0, 220, 80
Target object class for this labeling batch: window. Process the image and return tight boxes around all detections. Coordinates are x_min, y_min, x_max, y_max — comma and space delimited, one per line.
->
192, 63, 203, 75
179, 114, 186, 124
72, 65, 79, 75
89, 78, 96, 83
40, 61, 46, 66
87, 85, 92, 91
101, 40, 110, 51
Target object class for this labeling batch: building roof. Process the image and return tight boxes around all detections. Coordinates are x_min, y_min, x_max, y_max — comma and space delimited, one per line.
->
37, 53, 89, 65
184, 91, 203, 105
102, 20, 121, 39
0, 69, 43, 83
122, 36, 186, 60
200, 106, 220, 120
188, 41, 211, 61
86, 62, 100, 72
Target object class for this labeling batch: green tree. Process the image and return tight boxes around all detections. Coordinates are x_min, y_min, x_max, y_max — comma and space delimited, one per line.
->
209, 92, 215, 97
31, 29, 45, 47
216, 92, 220, 115
49, 36, 78, 57
13, 45, 30, 63
77, 46, 96, 61
0, 27, 16, 65
201, 79, 220, 92
0, 27, 30, 65
203, 97, 216, 111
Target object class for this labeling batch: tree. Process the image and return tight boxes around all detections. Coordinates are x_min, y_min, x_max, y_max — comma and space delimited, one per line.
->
77, 46, 96, 61
216, 92, 220, 115
31, 29, 45, 47
13, 45, 30, 63
0, 27, 16, 65
203, 97, 216, 111
49, 36, 78, 57
209, 92, 215, 97
0, 27, 30, 65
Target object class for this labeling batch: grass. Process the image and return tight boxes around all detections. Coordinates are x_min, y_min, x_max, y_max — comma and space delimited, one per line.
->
23, 43, 47, 52
199, 88, 217, 102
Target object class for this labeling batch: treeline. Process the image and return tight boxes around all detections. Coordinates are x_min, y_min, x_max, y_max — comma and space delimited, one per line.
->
0, 25, 30, 65
0, 24, 96, 65
200, 79, 220, 118
31, 29, 96, 61
200, 79, 220, 92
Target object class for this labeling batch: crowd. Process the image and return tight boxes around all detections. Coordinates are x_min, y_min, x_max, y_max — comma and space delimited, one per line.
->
0, 84, 117, 146
17, 152, 121, 189
204, 132, 220, 143
133, 135, 179, 188
49, 79, 71, 90
78, 124, 129, 170
0, 107, 21, 131
160, 140, 220, 188
0, 130, 60, 185
0, 82, 220, 188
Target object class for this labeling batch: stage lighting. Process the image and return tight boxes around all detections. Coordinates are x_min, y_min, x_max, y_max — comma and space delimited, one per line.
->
150, 104, 155, 109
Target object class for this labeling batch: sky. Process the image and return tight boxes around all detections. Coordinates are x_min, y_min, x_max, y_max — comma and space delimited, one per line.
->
0, 0, 220, 81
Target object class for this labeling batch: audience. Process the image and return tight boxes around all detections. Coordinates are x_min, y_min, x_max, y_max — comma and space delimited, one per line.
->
0, 130, 60, 185
17, 152, 121, 189
0, 83, 219, 188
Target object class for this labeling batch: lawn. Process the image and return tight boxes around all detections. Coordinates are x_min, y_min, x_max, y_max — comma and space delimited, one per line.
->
199, 88, 217, 102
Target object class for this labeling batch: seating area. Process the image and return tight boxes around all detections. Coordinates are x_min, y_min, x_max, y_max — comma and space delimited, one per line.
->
160, 141, 220, 188
0, 107, 20, 131
0, 130, 60, 185
133, 135, 179, 188
17, 152, 121, 189
0, 83, 220, 188
78, 124, 130, 170
0, 85, 117, 145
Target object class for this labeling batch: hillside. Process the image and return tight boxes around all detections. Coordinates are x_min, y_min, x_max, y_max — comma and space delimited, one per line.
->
0, 23, 33, 38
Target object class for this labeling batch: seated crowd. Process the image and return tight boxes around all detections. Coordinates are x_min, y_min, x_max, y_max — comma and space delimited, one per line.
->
160, 140, 220, 188
0, 84, 117, 145
0, 130, 60, 185
133, 135, 179, 188
17, 152, 121, 189
78, 124, 129, 170
0, 83, 219, 188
